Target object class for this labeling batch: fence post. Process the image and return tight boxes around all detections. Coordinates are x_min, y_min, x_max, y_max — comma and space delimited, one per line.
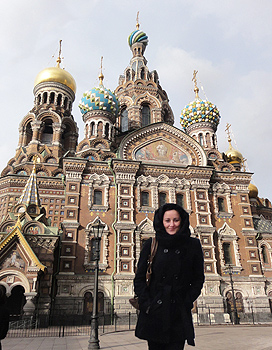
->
114, 313, 117, 332
128, 312, 131, 330
208, 307, 211, 325
251, 305, 255, 325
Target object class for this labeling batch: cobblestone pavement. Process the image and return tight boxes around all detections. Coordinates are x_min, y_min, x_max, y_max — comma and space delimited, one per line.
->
2, 325, 272, 350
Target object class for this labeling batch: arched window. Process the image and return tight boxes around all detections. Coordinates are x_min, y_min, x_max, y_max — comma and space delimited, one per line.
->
25, 122, 33, 145
121, 108, 128, 132
57, 94, 62, 106
176, 193, 184, 207
261, 245, 269, 264
49, 92, 55, 104
84, 292, 93, 314
141, 68, 145, 80
159, 193, 167, 207
43, 92, 48, 104
91, 122, 95, 136
126, 70, 131, 81
199, 133, 204, 146
141, 191, 149, 207
64, 97, 68, 109
98, 291, 104, 313
41, 120, 53, 144
97, 121, 103, 138
94, 190, 102, 205
268, 291, 272, 313
218, 197, 225, 212
235, 292, 244, 313
37, 94, 41, 104
7, 285, 26, 317
105, 123, 109, 139
223, 242, 232, 265
206, 132, 211, 148
142, 104, 150, 127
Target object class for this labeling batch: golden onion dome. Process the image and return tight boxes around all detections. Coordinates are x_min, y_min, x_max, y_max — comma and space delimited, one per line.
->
34, 66, 76, 93
225, 140, 243, 164
248, 183, 258, 198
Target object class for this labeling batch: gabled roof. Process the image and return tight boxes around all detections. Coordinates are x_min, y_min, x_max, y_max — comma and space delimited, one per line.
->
0, 221, 46, 271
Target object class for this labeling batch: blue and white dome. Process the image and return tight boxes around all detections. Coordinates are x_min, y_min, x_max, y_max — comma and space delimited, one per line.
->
128, 29, 148, 48
79, 83, 119, 117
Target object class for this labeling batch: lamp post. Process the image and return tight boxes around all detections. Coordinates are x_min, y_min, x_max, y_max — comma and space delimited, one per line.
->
88, 221, 105, 350
226, 265, 239, 325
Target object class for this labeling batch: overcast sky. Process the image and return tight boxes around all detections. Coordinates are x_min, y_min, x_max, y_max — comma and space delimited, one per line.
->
0, 0, 271, 200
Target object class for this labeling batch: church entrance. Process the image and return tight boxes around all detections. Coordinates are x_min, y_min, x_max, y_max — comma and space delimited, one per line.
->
7, 285, 26, 320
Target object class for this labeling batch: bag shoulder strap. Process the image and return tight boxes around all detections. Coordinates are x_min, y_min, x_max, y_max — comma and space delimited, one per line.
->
149, 237, 158, 263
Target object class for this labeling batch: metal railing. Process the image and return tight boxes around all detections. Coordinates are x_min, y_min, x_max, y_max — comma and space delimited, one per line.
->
6, 306, 272, 338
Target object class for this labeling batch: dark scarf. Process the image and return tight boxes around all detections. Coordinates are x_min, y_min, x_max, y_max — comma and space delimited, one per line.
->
153, 203, 191, 248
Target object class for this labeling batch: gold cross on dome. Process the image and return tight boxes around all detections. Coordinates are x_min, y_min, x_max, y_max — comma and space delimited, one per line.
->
192, 70, 198, 89
225, 123, 231, 141
56, 39, 63, 67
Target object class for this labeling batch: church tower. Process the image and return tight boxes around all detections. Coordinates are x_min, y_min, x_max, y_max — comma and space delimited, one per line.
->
180, 70, 220, 151
115, 17, 174, 135
2, 41, 78, 179
77, 58, 119, 161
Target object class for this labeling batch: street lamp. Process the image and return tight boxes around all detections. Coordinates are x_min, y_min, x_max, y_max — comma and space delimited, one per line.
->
226, 265, 239, 325
88, 220, 105, 350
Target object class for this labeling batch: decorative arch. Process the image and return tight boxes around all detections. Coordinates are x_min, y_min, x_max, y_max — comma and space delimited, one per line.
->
0, 270, 31, 294
217, 223, 242, 272
84, 217, 109, 272
135, 91, 161, 109
37, 111, 61, 124
213, 182, 233, 215
119, 123, 207, 166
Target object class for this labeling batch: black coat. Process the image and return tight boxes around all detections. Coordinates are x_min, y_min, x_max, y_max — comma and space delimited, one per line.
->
134, 204, 204, 346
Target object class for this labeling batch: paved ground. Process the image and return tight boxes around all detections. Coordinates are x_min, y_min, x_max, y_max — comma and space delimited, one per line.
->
2, 325, 272, 350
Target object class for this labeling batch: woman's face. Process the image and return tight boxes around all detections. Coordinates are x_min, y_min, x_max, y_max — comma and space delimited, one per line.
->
163, 209, 181, 235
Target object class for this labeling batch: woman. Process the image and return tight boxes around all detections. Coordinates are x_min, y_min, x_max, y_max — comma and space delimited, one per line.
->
134, 203, 204, 349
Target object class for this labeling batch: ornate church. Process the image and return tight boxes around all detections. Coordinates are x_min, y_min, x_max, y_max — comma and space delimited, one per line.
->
0, 20, 272, 324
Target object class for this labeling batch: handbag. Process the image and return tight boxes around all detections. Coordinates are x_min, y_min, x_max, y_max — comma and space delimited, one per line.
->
129, 237, 158, 310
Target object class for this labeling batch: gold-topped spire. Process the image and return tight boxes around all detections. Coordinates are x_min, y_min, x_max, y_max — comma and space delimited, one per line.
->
136, 11, 140, 29
56, 40, 63, 68
192, 70, 199, 98
225, 123, 243, 166
99, 56, 104, 85
225, 123, 231, 143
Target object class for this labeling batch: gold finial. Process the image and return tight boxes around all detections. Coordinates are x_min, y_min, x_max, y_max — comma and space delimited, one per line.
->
225, 123, 231, 142
32, 154, 40, 172
136, 11, 140, 30
99, 56, 104, 85
56, 40, 63, 68
192, 70, 199, 98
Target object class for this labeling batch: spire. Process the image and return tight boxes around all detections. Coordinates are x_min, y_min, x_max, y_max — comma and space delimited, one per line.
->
136, 11, 140, 30
56, 40, 63, 68
225, 123, 243, 169
192, 70, 199, 99
98, 56, 104, 86
18, 155, 41, 207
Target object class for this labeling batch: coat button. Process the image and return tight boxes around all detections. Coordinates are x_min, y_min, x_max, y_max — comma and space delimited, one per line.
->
175, 249, 180, 254
164, 249, 168, 253
157, 299, 162, 304
174, 274, 178, 280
